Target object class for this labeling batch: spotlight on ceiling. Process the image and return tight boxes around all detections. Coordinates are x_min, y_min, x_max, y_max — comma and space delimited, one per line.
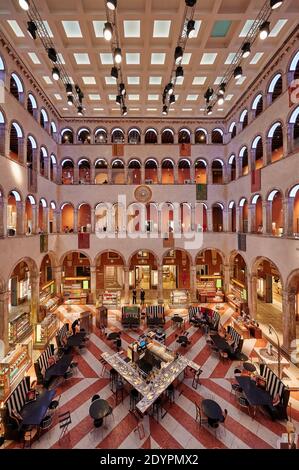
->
270, 0, 283, 9
122, 105, 128, 116
234, 65, 243, 80
169, 94, 175, 105
119, 83, 126, 96
241, 42, 251, 58
217, 94, 224, 106
204, 87, 214, 103
176, 66, 184, 78
27, 20, 37, 40
107, 0, 117, 10
162, 105, 168, 115
207, 105, 212, 115
259, 21, 270, 40
66, 83, 73, 96
48, 47, 57, 62
103, 22, 113, 41
114, 47, 122, 64
185, 0, 197, 6
19, 0, 30, 10
116, 95, 122, 106
174, 46, 183, 64
111, 66, 118, 79
52, 67, 60, 81
186, 19, 195, 38
219, 83, 226, 95
67, 95, 73, 106
77, 106, 83, 116
166, 82, 174, 95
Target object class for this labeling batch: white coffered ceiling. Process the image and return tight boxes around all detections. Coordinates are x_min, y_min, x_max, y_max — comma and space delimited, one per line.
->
0, 0, 298, 119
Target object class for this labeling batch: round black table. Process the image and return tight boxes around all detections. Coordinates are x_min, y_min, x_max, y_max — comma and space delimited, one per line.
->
107, 332, 120, 340
243, 362, 256, 373
201, 399, 223, 421
89, 399, 111, 426
177, 335, 188, 344
172, 316, 183, 325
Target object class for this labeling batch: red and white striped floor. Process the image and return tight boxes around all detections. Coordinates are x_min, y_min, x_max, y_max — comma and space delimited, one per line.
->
7, 305, 299, 449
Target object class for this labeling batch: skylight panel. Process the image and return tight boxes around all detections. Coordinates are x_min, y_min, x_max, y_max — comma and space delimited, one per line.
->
250, 52, 264, 64
182, 53, 191, 65
93, 21, 105, 37
62, 21, 82, 38
130, 108, 140, 111
43, 76, 53, 84
153, 20, 171, 37
151, 53, 166, 64
225, 52, 237, 64
83, 76, 97, 85
128, 94, 140, 100
200, 53, 217, 65
269, 19, 287, 37
214, 76, 223, 85
105, 76, 116, 84
192, 76, 206, 85
190, 20, 201, 38
93, 108, 104, 111
28, 52, 40, 64
100, 53, 114, 64
176, 77, 184, 85
74, 53, 90, 64
225, 94, 234, 101
124, 20, 140, 37
89, 94, 101, 100
41, 21, 53, 38
239, 20, 255, 37
236, 76, 246, 85
126, 53, 140, 65
7, 20, 24, 37
127, 76, 140, 85
57, 53, 65, 64
147, 108, 157, 111
186, 94, 198, 101
148, 94, 159, 100
182, 108, 193, 111
149, 76, 162, 85
54, 94, 62, 100
109, 94, 117, 100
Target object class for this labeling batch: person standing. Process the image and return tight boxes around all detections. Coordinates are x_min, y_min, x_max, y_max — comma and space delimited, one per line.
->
132, 288, 137, 304
140, 288, 145, 306
71, 318, 80, 335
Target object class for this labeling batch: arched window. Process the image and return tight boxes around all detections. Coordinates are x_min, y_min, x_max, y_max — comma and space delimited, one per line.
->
61, 159, 74, 184
212, 203, 224, 232
228, 201, 236, 232
0, 110, 5, 155
211, 128, 223, 144
289, 184, 299, 235
289, 50, 299, 81
252, 94, 263, 118
61, 128, 74, 144
50, 121, 57, 137
144, 128, 158, 144
239, 197, 248, 233
178, 128, 191, 144
268, 122, 283, 162
25, 195, 36, 235
268, 73, 282, 104
195, 128, 207, 144
289, 106, 299, 150
211, 159, 223, 184
240, 110, 248, 130
95, 159, 108, 184
145, 159, 158, 184
111, 159, 125, 184
95, 128, 107, 144
7, 190, 22, 236
111, 128, 125, 143
0, 55, 5, 84
50, 154, 56, 181
267, 190, 283, 236
61, 203, 74, 232
229, 122, 237, 139
78, 128, 91, 144
40, 108, 48, 129
178, 159, 191, 184
10, 73, 23, 102
128, 128, 141, 144
78, 203, 91, 232
194, 159, 207, 184
78, 159, 90, 184
252, 136, 263, 169
161, 159, 174, 184
40, 147, 48, 177
161, 128, 174, 144
128, 159, 141, 184
251, 194, 263, 233
9, 122, 23, 161
239, 146, 248, 176
228, 155, 236, 181
27, 93, 37, 116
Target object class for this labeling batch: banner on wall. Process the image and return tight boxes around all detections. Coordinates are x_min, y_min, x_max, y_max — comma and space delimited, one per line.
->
179, 143, 191, 156
78, 233, 90, 249
238, 233, 246, 252
112, 143, 124, 157
196, 184, 207, 201
40, 234, 48, 253
251, 169, 261, 192
288, 80, 299, 107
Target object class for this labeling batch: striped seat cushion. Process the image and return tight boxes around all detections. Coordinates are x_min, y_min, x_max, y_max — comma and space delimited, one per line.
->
36, 345, 53, 372
189, 306, 201, 319
260, 364, 285, 400
6, 377, 29, 415
146, 306, 164, 317
56, 323, 68, 347
227, 325, 242, 349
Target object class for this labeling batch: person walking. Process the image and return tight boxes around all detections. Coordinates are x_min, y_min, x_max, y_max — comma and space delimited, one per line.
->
140, 288, 145, 306
132, 288, 137, 304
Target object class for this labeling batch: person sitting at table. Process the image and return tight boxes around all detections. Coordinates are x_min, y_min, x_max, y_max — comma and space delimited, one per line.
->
71, 318, 80, 335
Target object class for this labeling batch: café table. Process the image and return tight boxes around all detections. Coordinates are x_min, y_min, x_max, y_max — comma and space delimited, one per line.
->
21, 390, 56, 426
201, 399, 223, 421
171, 316, 184, 328
243, 362, 257, 373
89, 398, 111, 427
234, 351, 249, 362
107, 332, 120, 340
211, 334, 231, 353
44, 354, 73, 382
67, 331, 86, 347
236, 376, 273, 408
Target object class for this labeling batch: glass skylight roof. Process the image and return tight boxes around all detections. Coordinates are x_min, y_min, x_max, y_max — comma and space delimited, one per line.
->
151, 53, 166, 64
7, 20, 24, 37
192, 76, 207, 85
200, 53, 217, 65
62, 21, 82, 38
126, 53, 140, 64
74, 53, 90, 64
28, 52, 40, 64
250, 52, 264, 64
153, 20, 171, 37
83, 76, 97, 85
149, 76, 162, 85
100, 53, 114, 64
92, 21, 105, 37
124, 20, 140, 38
127, 76, 140, 85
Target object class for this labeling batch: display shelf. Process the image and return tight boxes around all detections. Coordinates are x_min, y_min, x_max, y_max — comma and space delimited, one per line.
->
196, 277, 224, 303
8, 312, 32, 345
0, 343, 32, 402
227, 282, 247, 314
34, 313, 59, 349
63, 283, 88, 305
102, 290, 121, 307
169, 290, 189, 307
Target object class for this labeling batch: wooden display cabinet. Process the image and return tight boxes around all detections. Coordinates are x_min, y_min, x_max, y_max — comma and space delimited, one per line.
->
0, 343, 32, 403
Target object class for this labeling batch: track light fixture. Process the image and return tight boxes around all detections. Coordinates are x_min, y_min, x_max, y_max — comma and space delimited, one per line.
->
52, 67, 60, 81
259, 21, 270, 40
103, 22, 113, 41
174, 46, 183, 64
176, 66, 184, 78
19, 0, 30, 10
186, 19, 195, 38
207, 105, 212, 115
219, 83, 226, 95
111, 66, 118, 79
114, 47, 122, 64
107, 0, 117, 9
234, 66, 243, 80
47, 47, 57, 62
204, 87, 214, 103
122, 105, 127, 116
166, 82, 174, 95
116, 95, 122, 105
169, 94, 175, 105
185, 0, 197, 6
77, 106, 83, 116
162, 105, 168, 115
27, 20, 37, 40
67, 95, 73, 106
217, 94, 224, 106
270, 0, 283, 9
241, 42, 251, 58
65, 83, 73, 96
119, 83, 126, 96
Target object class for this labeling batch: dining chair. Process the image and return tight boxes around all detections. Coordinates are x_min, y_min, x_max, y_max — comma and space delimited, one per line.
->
91, 394, 100, 402
195, 403, 208, 426
58, 411, 71, 440
238, 396, 252, 416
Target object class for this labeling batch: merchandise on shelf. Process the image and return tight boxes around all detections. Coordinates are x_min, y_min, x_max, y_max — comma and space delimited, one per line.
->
0, 343, 31, 402
8, 312, 32, 344
63, 283, 88, 304
170, 290, 189, 306
102, 290, 121, 306
34, 313, 58, 348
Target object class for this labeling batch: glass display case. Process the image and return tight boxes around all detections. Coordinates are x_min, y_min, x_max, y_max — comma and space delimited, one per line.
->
8, 311, 32, 345
169, 290, 189, 307
0, 343, 32, 402
34, 313, 59, 349
102, 290, 121, 307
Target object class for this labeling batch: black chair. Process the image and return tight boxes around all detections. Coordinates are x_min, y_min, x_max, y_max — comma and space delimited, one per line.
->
49, 394, 61, 414
152, 397, 163, 422
114, 380, 124, 404
58, 411, 71, 440
91, 394, 100, 402
94, 418, 103, 428
219, 409, 228, 424
130, 389, 139, 411
166, 384, 175, 403
40, 414, 53, 430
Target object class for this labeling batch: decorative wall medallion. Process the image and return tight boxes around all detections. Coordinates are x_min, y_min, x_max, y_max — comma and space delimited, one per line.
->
134, 185, 152, 203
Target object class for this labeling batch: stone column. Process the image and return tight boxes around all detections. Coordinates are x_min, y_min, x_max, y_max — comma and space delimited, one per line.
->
236, 207, 241, 232
124, 267, 130, 304
190, 265, 197, 303
282, 289, 296, 355
248, 204, 255, 233
282, 125, 288, 159
287, 124, 294, 154
158, 266, 163, 305
91, 208, 95, 233
55, 209, 61, 233
108, 167, 112, 184
174, 164, 179, 184
207, 209, 213, 232
18, 137, 25, 164
31, 204, 38, 234
190, 163, 195, 183
0, 124, 5, 155
141, 165, 145, 184
223, 209, 228, 232
157, 165, 162, 184
0, 198, 6, 238
283, 198, 293, 237
43, 207, 49, 233
73, 208, 78, 233
90, 165, 95, 184
266, 137, 272, 164
262, 201, 270, 234
73, 167, 79, 184
0, 291, 10, 357
53, 266, 62, 296
248, 274, 258, 319
223, 264, 230, 298
43, 157, 49, 179
30, 273, 40, 325
90, 266, 96, 304
124, 166, 128, 184
16, 201, 25, 236
191, 204, 196, 231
